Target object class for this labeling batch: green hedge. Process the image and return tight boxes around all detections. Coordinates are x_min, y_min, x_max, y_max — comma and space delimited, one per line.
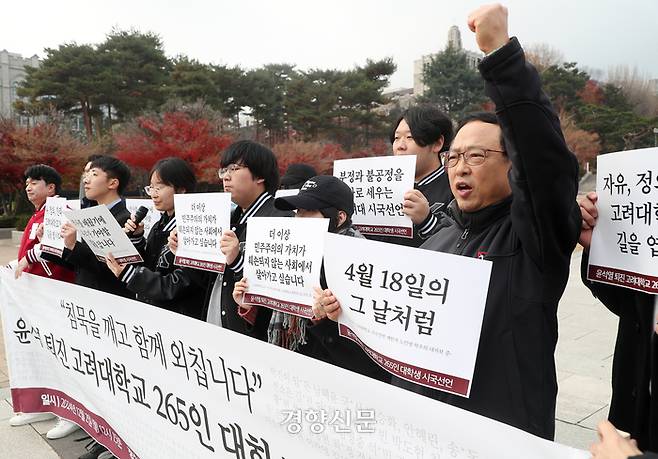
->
0, 215, 16, 228
0, 214, 32, 230
14, 214, 32, 231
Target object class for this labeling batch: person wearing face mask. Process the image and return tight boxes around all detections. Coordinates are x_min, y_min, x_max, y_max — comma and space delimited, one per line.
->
105, 157, 207, 319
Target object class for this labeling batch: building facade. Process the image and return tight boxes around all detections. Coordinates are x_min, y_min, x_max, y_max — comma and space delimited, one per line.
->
0, 49, 40, 117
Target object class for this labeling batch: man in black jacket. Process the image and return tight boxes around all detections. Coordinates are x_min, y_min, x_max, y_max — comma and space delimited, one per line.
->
397, 4, 581, 440
579, 191, 657, 452
60, 156, 134, 299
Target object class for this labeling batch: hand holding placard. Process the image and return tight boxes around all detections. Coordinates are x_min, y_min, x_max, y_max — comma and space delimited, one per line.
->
402, 189, 431, 225
61, 222, 77, 250
63, 205, 143, 264
220, 230, 240, 265
578, 191, 598, 249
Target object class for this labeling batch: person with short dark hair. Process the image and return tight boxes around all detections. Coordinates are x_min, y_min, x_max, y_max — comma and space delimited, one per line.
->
279, 163, 317, 190
232, 175, 389, 382
59, 156, 134, 298
219, 140, 281, 196
14, 165, 73, 281
10, 164, 77, 438
87, 155, 131, 195
105, 157, 206, 319
368, 103, 454, 248
169, 141, 293, 339
24, 164, 63, 194
55, 155, 133, 459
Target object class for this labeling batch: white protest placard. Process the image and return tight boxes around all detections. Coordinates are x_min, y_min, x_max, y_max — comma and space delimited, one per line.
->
324, 234, 491, 397
125, 199, 159, 239
0, 270, 587, 459
41, 198, 83, 256
333, 155, 415, 238
67, 199, 81, 211
588, 147, 658, 293
64, 205, 143, 265
274, 189, 300, 199
242, 217, 328, 318
40, 197, 68, 257
174, 192, 231, 273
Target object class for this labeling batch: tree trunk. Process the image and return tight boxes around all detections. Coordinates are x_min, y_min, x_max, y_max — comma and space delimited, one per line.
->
81, 99, 93, 140
107, 104, 112, 131
93, 113, 103, 138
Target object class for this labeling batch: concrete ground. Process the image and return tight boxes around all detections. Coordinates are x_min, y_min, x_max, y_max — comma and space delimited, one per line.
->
0, 238, 617, 457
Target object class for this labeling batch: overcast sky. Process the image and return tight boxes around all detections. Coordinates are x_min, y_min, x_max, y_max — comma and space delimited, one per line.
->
2, 0, 656, 89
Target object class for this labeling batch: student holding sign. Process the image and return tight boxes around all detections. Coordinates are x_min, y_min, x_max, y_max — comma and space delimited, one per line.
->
363, 104, 453, 248
13, 165, 75, 283
579, 191, 658, 452
318, 4, 581, 441
189, 141, 292, 339
10, 165, 79, 439
105, 158, 207, 320
56, 156, 134, 298
233, 175, 389, 382
387, 104, 454, 247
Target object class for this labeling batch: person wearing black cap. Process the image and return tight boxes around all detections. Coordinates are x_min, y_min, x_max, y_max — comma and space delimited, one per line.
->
279, 163, 318, 190
276, 175, 358, 233
232, 176, 389, 382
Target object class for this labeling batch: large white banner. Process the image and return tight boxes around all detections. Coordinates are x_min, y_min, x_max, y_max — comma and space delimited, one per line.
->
174, 193, 232, 273
64, 206, 143, 265
333, 156, 415, 238
588, 147, 658, 293
242, 217, 329, 319
0, 270, 587, 459
324, 234, 491, 397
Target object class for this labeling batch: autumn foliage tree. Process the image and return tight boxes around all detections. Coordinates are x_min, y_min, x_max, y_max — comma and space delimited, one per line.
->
0, 118, 90, 215
558, 110, 600, 171
114, 105, 233, 184
272, 139, 389, 177
419, 45, 486, 119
